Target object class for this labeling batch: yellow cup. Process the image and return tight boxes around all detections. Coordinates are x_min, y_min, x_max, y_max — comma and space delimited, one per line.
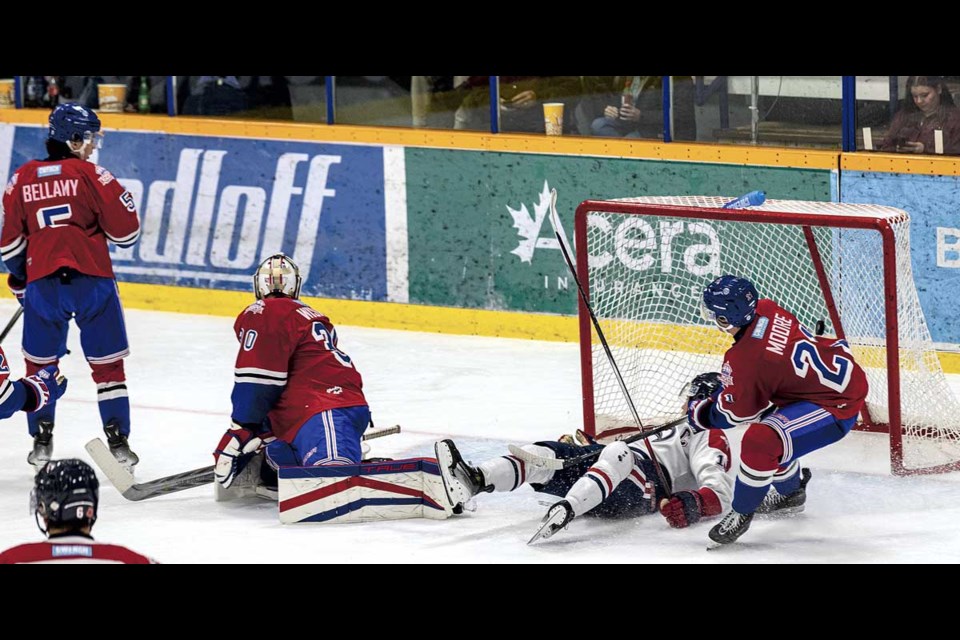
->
97, 83, 127, 113
543, 102, 564, 136
0, 79, 14, 109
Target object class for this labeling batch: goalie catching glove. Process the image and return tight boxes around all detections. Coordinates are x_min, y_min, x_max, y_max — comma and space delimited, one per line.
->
213, 422, 276, 488
659, 487, 722, 528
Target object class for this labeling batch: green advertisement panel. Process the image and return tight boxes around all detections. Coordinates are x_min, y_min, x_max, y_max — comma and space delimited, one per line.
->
406, 149, 833, 313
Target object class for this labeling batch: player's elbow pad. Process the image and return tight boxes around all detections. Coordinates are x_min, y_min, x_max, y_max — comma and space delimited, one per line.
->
708, 404, 742, 430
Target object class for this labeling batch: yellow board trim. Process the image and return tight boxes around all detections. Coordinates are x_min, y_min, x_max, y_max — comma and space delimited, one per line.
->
0, 110, 839, 170
114, 282, 579, 343
841, 151, 960, 177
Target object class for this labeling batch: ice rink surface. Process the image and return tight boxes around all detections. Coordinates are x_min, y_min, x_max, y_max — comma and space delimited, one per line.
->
1, 298, 959, 564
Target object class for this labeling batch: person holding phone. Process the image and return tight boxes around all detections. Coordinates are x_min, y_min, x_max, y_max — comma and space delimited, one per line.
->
880, 76, 960, 155
586, 75, 696, 140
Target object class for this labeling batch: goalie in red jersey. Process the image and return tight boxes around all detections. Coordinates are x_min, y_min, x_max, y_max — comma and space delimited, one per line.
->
687, 275, 868, 546
213, 254, 371, 496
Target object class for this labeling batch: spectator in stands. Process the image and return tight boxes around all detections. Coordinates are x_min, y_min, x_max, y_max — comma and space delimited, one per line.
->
183, 76, 249, 117
412, 76, 468, 129
880, 76, 960, 155
579, 76, 696, 141
454, 76, 582, 134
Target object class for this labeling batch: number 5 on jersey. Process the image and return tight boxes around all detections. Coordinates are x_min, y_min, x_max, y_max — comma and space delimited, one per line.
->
37, 203, 72, 229
312, 322, 353, 368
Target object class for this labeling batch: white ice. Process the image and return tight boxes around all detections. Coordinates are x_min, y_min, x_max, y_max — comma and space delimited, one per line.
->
1, 297, 959, 564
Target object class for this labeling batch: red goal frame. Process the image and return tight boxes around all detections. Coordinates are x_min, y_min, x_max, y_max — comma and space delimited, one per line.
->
573, 199, 947, 476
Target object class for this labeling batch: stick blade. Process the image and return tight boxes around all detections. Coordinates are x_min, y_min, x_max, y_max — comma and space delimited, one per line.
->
85, 438, 135, 493
508, 443, 564, 471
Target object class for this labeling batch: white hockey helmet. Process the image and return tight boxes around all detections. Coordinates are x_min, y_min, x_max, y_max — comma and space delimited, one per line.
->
253, 253, 302, 300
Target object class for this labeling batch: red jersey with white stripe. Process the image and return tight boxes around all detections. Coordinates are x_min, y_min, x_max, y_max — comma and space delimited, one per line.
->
1, 158, 140, 282
233, 297, 367, 441
0, 534, 157, 564
715, 299, 868, 425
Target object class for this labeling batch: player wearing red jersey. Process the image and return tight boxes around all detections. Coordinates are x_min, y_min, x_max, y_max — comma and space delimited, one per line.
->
0, 459, 157, 564
1, 103, 141, 471
687, 275, 868, 546
213, 254, 371, 492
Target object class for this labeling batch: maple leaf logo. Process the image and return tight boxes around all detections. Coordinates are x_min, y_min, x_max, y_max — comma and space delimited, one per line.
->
507, 181, 559, 263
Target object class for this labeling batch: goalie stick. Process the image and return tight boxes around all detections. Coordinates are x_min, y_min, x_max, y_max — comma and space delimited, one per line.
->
547, 189, 672, 493
85, 424, 402, 501
507, 417, 687, 471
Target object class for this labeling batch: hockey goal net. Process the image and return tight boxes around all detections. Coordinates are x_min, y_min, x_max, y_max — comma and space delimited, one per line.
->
578, 195, 960, 476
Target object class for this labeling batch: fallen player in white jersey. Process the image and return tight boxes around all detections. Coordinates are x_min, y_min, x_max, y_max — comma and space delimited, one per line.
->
435, 375, 736, 543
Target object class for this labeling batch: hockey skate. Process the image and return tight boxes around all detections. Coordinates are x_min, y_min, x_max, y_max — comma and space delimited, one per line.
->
434, 439, 490, 514
27, 420, 54, 470
756, 468, 812, 518
707, 510, 754, 548
104, 422, 139, 472
528, 500, 574, 545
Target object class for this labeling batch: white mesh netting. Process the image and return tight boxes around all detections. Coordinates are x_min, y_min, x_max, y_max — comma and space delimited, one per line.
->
582, 195, 960, 474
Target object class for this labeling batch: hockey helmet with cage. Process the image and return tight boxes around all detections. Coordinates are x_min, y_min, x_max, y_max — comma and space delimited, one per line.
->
701, 275, 759, 329
254, 253, 302, 300
30, 458, 99, 534
48, 102, 103, 149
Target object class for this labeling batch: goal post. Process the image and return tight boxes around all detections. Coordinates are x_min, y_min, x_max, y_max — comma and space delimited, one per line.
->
575, 195, 960, 476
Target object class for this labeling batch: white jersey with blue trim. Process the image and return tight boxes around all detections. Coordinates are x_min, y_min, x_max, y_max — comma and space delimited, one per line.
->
629, 423, 733, 509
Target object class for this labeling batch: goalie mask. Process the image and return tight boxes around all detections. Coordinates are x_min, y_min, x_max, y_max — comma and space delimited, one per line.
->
701, 275, 758, 330
254, 254, 302, 300
31, 459, 99, 535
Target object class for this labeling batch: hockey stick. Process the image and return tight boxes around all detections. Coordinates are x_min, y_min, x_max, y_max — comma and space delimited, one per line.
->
507, 416, 687, 471
0, 306, 23, 343
85, 424, 402, 501
547, 189, 672, 494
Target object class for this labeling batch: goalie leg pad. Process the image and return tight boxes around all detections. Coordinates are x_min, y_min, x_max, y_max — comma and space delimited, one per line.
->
277, 458, 454, 523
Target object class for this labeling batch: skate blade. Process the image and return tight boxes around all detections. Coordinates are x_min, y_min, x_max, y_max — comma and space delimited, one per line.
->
755, 505, 804, 520
706, 539, 747, 551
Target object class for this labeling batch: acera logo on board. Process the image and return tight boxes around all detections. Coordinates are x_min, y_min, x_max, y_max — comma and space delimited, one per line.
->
506, 181, 721, 282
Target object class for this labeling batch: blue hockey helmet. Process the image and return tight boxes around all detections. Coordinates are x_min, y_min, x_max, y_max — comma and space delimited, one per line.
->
30, 458, 99, 534
701, 275, 759, 328
48, 102, 102, 148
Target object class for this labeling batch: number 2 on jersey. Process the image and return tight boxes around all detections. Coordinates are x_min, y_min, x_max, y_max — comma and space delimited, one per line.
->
791, 341, 852, 392
312, 322, 354, 368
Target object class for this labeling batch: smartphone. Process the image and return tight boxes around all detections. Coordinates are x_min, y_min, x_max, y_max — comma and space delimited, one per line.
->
621, 94, 634, 108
